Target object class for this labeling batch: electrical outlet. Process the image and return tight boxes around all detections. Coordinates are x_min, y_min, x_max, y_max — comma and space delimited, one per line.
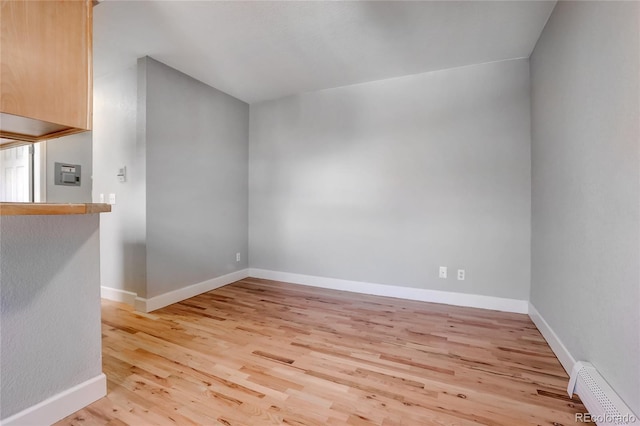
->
99, 193, 104, 203
457, 269, 465, 280
108, 193, 116, 205
439, 266, 447, 279
236, 252, 241, 262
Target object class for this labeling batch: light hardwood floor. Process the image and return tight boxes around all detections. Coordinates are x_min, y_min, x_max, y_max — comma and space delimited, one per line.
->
57, 278, 587, 425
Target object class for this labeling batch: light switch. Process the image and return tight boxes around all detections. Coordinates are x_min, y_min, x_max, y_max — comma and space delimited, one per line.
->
117, 166, 126, 183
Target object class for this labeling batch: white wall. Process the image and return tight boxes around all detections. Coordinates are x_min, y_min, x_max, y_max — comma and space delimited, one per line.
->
143, 57, 249, 299
45, 131, 93, 203
530, 1, 640, 414
93, 65, 147, 297
249, 59, 531, 300
94, 58, 249, 301
0, 215, 103, 419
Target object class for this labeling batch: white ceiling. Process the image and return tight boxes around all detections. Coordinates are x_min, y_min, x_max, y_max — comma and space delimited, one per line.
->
94, 1, 556, 104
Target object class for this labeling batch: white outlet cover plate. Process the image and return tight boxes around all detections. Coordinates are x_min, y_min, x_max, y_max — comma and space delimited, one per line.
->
439, 267, 447, 278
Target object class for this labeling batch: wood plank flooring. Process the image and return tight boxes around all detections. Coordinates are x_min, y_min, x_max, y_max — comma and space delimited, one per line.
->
56, 278, 588, 425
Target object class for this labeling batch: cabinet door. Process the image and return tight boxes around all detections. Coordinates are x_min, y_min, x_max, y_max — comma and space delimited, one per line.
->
1, 0, 92, 142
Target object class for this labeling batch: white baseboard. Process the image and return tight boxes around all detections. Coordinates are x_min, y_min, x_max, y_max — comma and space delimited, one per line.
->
528, 302, 576, 375
248, 268, 529, 314
0, 373, 106, 426
100, 286, 137, 306
134, 269, 249, 313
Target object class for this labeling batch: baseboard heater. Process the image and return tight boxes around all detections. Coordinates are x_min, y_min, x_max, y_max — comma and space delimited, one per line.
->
568, 362, 638, 425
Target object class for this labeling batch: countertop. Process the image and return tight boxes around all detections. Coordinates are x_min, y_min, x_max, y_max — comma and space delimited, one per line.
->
0, 202, 112, 216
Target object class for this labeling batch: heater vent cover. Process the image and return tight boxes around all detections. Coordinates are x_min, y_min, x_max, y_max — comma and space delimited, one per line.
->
568, 361, 637, 426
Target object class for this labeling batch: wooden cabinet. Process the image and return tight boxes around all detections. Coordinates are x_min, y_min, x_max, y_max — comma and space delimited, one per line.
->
0, 0, 92, 145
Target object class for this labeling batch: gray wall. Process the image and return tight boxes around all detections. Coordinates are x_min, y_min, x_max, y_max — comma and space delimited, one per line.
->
46, 131, 93, 203
143, 58, 249, 298
0, 215, 102, 419
249, 59, 531, 300
93, 65, 147, 296
530, 1, 639, 414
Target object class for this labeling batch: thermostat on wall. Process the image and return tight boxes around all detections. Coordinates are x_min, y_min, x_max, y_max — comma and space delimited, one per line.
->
54, 162, 81, 186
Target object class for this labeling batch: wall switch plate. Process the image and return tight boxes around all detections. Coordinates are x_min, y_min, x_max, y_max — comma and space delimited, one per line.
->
236, 253, 241, 262
99, 193, 104, 203
439, 266, 447, 279
457, 269, 465, 280
108, 193, 116, 205
117, 166, 126, 183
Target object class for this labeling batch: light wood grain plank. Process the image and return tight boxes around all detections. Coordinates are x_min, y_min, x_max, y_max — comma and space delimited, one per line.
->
56, 279, 589, 425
